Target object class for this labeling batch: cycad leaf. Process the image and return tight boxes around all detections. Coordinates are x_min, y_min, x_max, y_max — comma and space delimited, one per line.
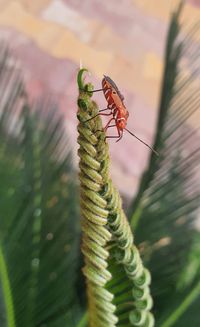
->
77, 69, 154, 327
129, 2, 200, 325
0, 48, 81, 327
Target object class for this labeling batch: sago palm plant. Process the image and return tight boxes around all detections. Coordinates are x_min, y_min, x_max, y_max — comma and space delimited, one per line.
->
0, 47, 81, 327
0, 2, 200, 327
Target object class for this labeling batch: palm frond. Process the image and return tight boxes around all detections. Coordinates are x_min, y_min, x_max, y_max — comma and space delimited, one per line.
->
128, 2, 200, 325
0, 48, 82, 327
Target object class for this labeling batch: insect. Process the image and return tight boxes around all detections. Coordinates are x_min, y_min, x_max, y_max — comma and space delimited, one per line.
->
84, 75, 158, 156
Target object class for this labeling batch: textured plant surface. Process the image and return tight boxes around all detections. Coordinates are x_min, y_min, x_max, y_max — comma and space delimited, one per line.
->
77, 69, 154, 327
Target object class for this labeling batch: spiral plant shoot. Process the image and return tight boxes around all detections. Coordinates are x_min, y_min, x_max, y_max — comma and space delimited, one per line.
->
77, 68, 155, 327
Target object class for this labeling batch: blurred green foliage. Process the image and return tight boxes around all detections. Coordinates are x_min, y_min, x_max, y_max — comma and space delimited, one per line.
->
0, 49, 82, 326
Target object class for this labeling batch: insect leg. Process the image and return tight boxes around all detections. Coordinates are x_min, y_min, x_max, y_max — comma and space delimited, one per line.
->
91, 117, 115, 136
105, 124, 122, 142
99, 108, 112, 113
79, 87, 104, 93
83, 108, 112, 123
116, 128, 123, 142
104, 118, 116, 132
105, 124, 117, 128
79, 87, 111, 93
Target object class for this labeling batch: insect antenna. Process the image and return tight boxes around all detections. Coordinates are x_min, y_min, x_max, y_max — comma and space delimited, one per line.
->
125, 128, 159, 156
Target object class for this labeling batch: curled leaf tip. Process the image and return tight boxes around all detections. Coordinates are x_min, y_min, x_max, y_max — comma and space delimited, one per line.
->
77, 68, 94, 96
77, 68, 89, 90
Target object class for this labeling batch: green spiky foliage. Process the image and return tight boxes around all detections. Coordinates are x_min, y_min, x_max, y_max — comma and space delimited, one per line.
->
0, 47, 81, 327
128, 3, 200, 327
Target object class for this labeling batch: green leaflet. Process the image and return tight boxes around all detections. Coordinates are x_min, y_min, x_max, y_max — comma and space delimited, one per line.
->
161, 281, 200, 327
77, 69, 154, 327
0, 246, 15, 327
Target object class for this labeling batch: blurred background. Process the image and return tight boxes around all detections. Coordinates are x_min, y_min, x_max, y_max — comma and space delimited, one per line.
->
0, 1, 200, 327
0, 0, 198, 196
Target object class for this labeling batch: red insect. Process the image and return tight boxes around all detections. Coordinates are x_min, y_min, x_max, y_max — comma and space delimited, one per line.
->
85, 75, 158, 156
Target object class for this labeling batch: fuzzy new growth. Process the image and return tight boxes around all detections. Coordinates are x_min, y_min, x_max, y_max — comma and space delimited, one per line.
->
77, 69, 154, 327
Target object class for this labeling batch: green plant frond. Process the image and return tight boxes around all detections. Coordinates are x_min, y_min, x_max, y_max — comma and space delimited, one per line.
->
0, 49, 82, 327
129, 2, 184, 218
127, 2, 200, 326
77, 69, 154, 327
0, 246, 15, 327
156, 264, 200, 327
156, 231, 200, 327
